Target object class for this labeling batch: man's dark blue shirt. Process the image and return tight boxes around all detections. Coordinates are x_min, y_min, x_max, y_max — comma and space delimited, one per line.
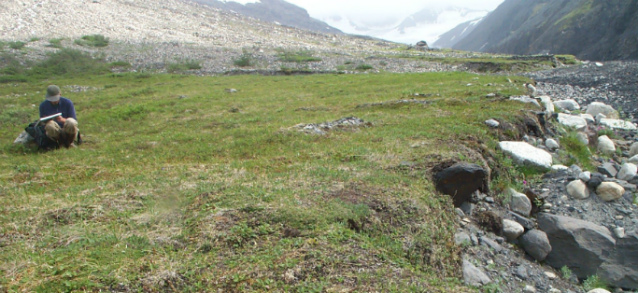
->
39, 97, 77, 127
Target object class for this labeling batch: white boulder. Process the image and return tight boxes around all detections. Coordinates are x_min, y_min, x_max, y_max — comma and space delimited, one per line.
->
580, 114, 595, 124
537, 96, 554, 114
596, 182, 625, 202
499, 141, 553, 170
508, 188, 532, 217
599, 118, 637, 131
577, 132, 589, 145
597, 135, 616, 155
586, 102, 620, 119
553, 99, 580, 111
617, 163, 637, 181
567, 179, 590, 199
557, 113, 588, 130
545, 139, 560, 151
502, 219, 525, 241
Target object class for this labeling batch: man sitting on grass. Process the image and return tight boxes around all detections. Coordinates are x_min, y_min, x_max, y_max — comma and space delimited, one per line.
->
39, 85, 79, 148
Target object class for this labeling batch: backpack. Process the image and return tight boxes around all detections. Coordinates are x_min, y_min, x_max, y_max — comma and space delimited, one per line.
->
25, 122, 59, 150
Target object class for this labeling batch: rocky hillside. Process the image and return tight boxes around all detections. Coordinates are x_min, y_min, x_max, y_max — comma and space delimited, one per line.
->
447, 0, 638, 61
189, 0, 342, 34
0, 0, 369, 50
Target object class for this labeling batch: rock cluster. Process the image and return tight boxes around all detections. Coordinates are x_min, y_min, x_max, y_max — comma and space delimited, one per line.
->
449, 83, 637, 292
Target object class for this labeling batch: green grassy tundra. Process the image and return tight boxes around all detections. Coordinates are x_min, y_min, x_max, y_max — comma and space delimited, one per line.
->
1, 65, 535, 292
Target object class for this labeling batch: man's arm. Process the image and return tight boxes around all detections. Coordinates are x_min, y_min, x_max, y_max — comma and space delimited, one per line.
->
66, 99, 77, 120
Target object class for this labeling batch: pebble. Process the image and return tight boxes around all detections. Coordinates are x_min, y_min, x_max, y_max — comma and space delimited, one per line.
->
523, 285, 537, 293
545, 271, 557, 280
613, 227, 626, 238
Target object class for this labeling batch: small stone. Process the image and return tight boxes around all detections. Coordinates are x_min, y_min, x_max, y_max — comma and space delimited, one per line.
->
617, 163, 637, 181
548, 289, 561, 293
587, 289, 611, 293
567, 179, 589, 199
596, 182, 625, 201
485, 197, 495, 203
455, 232, 472, 245
485, 119, 500, 128
587, 102, 619, 119
553, 99, 580, 111
630, 142, 638, 157
613, 227, 626, 238
629, 155, 638, 164
480, 236, 503, 253
520, 230, 552, 261
598, 162, 618, 178
579, 171, 592, 182
502, 219, 525, 241
545, 139, 560, 150
523, 285, 536, 293
513, 265, 529, 280
551, 165, 569, 172
577, 132, 590, 145
587, 173, 605, 189
545, 271, 557, 280
509, 189, 533, 217
580, 114, 595, 124
569, 164, 583, 175
597, 135, 616, 155
463, 258, 491, 287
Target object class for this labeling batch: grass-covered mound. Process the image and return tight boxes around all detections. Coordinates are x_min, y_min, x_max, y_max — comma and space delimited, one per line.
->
0, 70, 531, 292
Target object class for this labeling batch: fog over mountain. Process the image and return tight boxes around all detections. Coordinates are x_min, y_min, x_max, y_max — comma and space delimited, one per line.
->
212, 0, 503, 45
322, 5, 488, 45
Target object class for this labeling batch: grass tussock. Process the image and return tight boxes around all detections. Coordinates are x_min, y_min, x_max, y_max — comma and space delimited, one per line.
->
0, 70, 531, 292
74, 34, 110, 47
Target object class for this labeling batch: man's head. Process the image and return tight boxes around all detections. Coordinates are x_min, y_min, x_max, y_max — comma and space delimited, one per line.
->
46, 85, 61, 103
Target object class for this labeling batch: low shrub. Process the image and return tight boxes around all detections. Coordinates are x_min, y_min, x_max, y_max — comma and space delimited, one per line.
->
167, 59, 201, 73
9, 41, 27, 50
30, 48, 111, 77
74, 34, 109, 47
583, 275, 609, 291
356, 64, 373, 71
277, 49, 322, 63
47, 38, 64, 48
233, 54, 254, 67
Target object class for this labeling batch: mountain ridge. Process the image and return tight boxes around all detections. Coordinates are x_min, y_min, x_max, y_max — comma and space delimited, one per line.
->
189, 0, 342, 34
447, 0, 638, 61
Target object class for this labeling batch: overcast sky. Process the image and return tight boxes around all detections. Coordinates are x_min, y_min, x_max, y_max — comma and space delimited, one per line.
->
285, 0, 504, 20
231, 0, 505, 20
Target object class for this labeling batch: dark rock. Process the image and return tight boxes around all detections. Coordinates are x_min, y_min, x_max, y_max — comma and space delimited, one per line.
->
463, 258, 491, 287
508, 211, 536, 231
537, 213, 616, 281
460, 201, 474, 216
598, 162, 618, 178
519, 229, 552, 261
587, 172, 606, 189
480, 236, 503, 253
513, 265, 529, 280
599, 232, 638, 290
434, 162, 489, 207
